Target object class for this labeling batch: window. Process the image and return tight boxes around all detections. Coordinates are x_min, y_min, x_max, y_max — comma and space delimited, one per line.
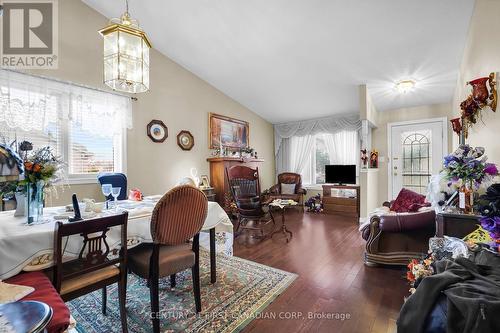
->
401, 130, 431, 194
0, 70, 130, 184
290, 131, 359, 185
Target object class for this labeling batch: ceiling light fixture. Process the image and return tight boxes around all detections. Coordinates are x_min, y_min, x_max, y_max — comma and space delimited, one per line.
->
99, 0, 152, 93
395, 80, 416, 94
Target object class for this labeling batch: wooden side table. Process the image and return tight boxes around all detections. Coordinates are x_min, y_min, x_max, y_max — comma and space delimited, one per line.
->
436, 212, 482, 238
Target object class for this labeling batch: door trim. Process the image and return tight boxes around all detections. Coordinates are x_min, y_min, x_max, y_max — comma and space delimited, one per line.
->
387, 117, 448, 201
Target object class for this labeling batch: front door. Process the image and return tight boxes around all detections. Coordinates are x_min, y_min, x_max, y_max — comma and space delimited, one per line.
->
389, 118, 447, 199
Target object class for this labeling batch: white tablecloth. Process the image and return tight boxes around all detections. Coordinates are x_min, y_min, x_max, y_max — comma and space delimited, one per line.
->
0, 199, 233, 280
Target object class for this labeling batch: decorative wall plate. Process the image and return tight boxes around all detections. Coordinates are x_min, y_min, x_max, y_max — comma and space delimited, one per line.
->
177, 130, 195, 150
147, 120, 168, 143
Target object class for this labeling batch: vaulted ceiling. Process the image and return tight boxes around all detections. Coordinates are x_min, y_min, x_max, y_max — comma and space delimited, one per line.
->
83, 0, 475, 123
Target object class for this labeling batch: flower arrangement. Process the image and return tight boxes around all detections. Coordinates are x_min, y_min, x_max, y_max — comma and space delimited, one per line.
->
406, 256, 434, 294
18, 147, 63, 188
305, 193, 323, 213
442, 145, 498, 191
478, 184, 500, 252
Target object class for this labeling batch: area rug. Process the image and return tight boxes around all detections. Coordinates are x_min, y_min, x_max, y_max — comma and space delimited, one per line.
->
68, 251, 297, 333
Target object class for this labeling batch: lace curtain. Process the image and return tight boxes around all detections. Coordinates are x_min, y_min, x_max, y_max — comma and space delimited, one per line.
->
274, 114, 361, 174
274, 114, 361, 155
0, 70, 132, 138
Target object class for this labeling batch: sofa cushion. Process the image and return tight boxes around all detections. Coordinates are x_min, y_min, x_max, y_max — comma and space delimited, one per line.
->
281, 183, 296, 195
391, 188, 426, 213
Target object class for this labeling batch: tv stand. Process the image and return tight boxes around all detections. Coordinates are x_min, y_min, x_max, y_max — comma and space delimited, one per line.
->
322, 184, 360, 219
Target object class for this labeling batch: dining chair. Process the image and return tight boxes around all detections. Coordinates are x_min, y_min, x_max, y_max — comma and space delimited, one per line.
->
97, 172, 128, 200
53, 213, 128, 333
127, 185, 208, 333
225, 165, 275, 237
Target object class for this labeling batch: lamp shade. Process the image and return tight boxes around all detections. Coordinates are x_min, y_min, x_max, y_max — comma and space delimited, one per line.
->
99, 13, 152, 93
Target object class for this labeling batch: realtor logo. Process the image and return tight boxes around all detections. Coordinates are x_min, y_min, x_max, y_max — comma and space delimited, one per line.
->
1, 0, 58, 68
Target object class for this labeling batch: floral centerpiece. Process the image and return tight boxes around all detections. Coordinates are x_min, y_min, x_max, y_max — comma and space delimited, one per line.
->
442, 145, 498, 212
478, 184, 500, 252
305, 193, 323, 213
18, 147, 63, 223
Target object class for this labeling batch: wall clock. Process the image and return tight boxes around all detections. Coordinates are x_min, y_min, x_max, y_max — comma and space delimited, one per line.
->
147, 120, 168, 143
177, 130, 195, 150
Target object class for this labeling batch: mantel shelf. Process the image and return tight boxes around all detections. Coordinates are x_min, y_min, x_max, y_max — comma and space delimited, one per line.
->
206, 157, 265, 163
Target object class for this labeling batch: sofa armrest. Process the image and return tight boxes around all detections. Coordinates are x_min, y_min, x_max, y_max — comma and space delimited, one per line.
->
363, 215, 382, 254
297, 187, 307, 195
379, 210, 436, 233
269, 184, 280, 195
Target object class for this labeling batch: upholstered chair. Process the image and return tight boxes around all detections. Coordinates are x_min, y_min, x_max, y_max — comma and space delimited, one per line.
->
226, 165, 275, 238
268, 172, 307, 209
361, 202, 436, 266
97, 172, 128, 200
127, 185, 208, 333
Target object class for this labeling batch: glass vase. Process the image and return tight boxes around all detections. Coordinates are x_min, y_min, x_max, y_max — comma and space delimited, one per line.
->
458, 181, 474, 214
27, 180, 45, 224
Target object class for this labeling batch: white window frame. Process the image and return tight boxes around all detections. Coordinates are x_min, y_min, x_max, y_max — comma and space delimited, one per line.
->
63, 128, 127, 185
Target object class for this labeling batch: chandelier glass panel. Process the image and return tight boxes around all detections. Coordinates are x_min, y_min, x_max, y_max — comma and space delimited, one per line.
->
99, 6, 151, 94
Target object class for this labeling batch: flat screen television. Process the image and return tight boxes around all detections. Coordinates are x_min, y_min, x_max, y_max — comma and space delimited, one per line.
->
325, 165, 356, 185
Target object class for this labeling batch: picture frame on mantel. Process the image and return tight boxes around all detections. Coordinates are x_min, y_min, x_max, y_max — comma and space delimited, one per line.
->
209, 113, 249, 149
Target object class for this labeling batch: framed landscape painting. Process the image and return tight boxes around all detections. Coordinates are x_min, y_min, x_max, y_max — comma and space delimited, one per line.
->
209, 113, 249, 149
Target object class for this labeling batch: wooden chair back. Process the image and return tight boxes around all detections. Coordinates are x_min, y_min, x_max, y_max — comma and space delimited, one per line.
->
53, 212, 128, 292
226, 165, 261, 199
150, 185, 208, 245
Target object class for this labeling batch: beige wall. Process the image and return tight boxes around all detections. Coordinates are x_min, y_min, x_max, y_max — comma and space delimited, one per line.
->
453, 0, 500, 162
28, 0, 274, 206
372, 103, 453, 203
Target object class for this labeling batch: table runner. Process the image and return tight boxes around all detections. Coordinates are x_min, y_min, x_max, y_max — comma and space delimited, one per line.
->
0, 199, 233, 280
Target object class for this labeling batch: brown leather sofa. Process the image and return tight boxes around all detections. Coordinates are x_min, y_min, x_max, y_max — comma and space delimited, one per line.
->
268, 173, 307, 208
361, 206, 436, 266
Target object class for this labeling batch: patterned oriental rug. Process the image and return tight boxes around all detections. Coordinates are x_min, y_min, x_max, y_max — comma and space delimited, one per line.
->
68, 251, 297, 333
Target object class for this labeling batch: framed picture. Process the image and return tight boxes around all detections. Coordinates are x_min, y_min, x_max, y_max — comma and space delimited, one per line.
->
200, 175, 210, 189
209, 113, 249, 149
147, 120, 168, 143
177, 130, 195, 150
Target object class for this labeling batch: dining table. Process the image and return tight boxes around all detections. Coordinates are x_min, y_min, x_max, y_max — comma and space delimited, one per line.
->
0, 195, 233, 281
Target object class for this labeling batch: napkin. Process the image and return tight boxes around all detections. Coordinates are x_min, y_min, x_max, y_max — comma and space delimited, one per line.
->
0, 281, 34, 304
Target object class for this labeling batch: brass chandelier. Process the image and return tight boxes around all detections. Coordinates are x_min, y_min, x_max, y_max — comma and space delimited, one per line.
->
99, 0, 152, 93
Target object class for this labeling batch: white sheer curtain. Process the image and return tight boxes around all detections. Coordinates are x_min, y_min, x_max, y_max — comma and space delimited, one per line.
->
290, 135, 315, 174
274, 114, 361, 175
0, 69, 132, 137
323, 131, 359, 168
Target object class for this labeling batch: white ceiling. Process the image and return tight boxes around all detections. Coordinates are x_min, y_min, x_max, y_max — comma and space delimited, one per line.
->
83, 0, 475, 124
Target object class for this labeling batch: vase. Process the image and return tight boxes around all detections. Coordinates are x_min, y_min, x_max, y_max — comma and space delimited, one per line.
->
458, 181, 474, 214
27, 180, 45, 224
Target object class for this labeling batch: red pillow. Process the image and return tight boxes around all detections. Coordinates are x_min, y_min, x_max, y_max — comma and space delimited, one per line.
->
391, 188, 427, 213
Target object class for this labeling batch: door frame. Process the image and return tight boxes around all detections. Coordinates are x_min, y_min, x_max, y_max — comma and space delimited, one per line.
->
387, 117, 448, 200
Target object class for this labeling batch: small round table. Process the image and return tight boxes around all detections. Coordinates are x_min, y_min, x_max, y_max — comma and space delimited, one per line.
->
269, 199, 297, 243
0, 300, 52, 333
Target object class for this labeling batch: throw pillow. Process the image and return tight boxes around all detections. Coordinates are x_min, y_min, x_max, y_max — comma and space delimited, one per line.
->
391, 188, 426, 213
281, 183, 296, 195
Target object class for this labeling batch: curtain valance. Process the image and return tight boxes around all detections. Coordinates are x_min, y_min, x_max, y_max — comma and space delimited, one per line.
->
0, 70, 132, 138
274, 114, 361, 155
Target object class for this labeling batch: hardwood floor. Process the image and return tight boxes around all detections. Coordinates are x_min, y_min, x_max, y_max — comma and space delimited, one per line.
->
233, 210, 408, 333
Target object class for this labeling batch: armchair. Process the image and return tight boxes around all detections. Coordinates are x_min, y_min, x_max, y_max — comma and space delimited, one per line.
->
268, 173, 307, 209
361, 203, 436, 266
